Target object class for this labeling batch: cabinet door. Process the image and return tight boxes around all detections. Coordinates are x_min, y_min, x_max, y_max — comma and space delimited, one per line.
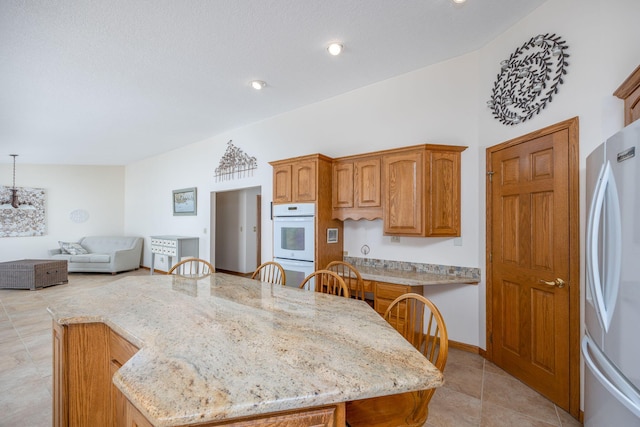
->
292, 160, 317, 202
273, 164, 292, 203
332, 161, 354, 208
355, 157, 381, 208
383, 150, 424, 235
427, 150, 461, 236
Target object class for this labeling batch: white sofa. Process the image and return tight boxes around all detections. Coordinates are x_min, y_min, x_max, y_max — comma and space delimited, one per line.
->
48, 236, 143, 274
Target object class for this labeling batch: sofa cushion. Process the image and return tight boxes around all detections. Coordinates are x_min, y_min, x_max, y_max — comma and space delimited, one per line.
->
69, 254, 110, 263
59, 241, 88, 255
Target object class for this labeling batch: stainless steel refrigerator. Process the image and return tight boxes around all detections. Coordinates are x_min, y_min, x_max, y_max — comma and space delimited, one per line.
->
583, 119, 640, 425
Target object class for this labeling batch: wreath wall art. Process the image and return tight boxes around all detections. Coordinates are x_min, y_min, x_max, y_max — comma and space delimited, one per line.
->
488, 33, 569, 126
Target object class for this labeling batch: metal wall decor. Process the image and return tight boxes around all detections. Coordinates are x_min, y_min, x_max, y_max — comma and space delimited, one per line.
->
488, 33, 569, 126
214, 140, 258, 181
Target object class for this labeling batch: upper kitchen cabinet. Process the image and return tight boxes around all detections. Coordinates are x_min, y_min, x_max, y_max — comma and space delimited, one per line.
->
613, 64, 640, 125
383, 144, 467, 237
332, 154, 382, 220
270, 154, 333, 204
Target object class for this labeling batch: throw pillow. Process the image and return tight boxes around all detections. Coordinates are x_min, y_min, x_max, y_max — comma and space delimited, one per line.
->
59, 241, 88, 255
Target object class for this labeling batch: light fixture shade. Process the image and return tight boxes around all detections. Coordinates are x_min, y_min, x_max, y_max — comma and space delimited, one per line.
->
250, 80, 266, 90
327, 43, 343, 56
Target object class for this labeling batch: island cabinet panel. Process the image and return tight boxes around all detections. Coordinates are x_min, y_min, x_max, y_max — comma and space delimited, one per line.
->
111, 330, 140, 426
382, 145, 466, 237
125, 399, 344, 427
332, 155, 382, 220
53, 322, 112, 427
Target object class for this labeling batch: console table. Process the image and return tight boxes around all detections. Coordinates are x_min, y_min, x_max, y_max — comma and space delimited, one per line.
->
149, 235, 199, 274
0, 259, 68, 290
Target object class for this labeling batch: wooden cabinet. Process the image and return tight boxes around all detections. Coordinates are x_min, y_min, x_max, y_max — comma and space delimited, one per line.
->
613, 64, 640, 125
272, 163, 292, 203
53, 320, 345, 427
53, 322, 113, 427
110, 330, 140, 426
383, 145, 465, 237
53, 321, 141, 427
54, 321, 344, 427
332, 155, 382, 220
270, 154, 343, 270
270, 154, 331, 204
373, 281, 424, 328
383, 149, 424, 235
426, 149, 462, 236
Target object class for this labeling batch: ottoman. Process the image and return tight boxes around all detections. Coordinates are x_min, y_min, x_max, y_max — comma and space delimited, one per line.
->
0, 259, 68, 290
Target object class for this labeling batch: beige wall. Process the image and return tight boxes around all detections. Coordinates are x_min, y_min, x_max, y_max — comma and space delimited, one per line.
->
0, 164, 125, 260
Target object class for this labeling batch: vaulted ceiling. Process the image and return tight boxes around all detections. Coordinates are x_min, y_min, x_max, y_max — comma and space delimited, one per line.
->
1, 0, 546, 165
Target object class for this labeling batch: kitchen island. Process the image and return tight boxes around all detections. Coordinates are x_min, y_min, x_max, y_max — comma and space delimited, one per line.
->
48, 273, 443, 426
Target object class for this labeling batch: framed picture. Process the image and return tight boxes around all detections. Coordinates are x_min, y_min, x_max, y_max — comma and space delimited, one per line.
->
173, 187, 197, 216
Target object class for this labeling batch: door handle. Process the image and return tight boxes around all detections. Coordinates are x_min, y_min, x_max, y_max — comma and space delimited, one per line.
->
539, 278, 566, 289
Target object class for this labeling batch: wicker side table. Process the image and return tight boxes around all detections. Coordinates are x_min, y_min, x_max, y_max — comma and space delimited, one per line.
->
0, 259, 68, 290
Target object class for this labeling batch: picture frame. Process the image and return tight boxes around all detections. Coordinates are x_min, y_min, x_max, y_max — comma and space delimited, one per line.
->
173, 187, 197, 216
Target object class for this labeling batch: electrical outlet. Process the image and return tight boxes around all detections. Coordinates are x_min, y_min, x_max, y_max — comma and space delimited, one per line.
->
391, 236, 401, 243
342, 251, 348, 256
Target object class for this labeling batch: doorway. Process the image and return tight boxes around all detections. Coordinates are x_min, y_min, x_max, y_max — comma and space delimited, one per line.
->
211, 187, 261, 274
485, 118, 580, 418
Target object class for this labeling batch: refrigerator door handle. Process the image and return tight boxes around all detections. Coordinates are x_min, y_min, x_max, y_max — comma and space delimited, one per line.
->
586, 161, 622, 331
582, 336, 640, 418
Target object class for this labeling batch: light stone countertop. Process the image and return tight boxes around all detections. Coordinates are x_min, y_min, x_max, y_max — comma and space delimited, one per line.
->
355, 265, 480, 286
47, 273, 444, 426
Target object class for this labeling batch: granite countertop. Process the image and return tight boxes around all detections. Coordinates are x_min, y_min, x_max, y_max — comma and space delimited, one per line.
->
355, 265, 480, 286
47, 273, 444, 426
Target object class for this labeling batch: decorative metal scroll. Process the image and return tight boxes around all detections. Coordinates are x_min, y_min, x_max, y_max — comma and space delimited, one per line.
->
214, 140, 257, 181
487, 33, 569, 126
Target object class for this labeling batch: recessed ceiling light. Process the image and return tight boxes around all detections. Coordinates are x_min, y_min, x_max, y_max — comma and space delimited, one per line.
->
451, 0, 466, 3
250, 80, 266, 90
327, 43, 343, 56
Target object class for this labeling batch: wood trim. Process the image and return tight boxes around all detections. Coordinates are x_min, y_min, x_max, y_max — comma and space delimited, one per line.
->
448, 340, 482, 355
613, 65, 640, 125
332, 143, 467, 162
485, 117, 580, 419
613, 65, 640, 99
268, 153, 334, 167
567, 118, 581, 419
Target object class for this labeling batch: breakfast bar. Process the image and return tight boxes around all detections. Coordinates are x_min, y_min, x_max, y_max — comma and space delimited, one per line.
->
48, 273, 444, 426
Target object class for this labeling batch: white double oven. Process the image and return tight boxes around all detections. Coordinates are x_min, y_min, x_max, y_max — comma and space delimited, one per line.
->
272, 203, 315, 288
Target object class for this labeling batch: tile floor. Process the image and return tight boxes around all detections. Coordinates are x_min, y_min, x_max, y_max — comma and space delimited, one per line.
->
0, 270, 582, 426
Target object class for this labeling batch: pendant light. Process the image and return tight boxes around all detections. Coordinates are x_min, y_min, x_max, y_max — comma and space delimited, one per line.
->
9, 154, 19, 208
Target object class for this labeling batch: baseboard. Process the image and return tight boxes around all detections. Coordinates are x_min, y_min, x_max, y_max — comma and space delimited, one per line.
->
448, 339, 486, 358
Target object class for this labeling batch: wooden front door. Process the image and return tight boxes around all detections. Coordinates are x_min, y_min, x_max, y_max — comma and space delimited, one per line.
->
486, 118, 580, 418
